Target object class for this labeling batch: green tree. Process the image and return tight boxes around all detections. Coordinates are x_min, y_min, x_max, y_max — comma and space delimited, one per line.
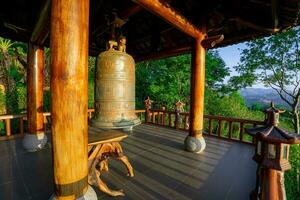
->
230, 27, 300, 133
0, 38, 27, 114
135, 50, 230, 109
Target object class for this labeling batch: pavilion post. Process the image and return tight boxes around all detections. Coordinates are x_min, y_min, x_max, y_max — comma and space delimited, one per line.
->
23, 43, 47, 152
184, 35, 206, 153
49, 0, 96, 199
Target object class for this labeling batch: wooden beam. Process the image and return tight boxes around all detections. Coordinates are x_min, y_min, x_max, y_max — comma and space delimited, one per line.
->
50, 0, 89, 199
135, 45, 191, 62
231, 17, 280, 33
135, 34, 224, 62
133, 0, 202, 38
118, 4, 142, 19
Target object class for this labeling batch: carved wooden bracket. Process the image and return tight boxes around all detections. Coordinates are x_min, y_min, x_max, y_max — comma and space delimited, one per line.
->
201, 35, 224, 49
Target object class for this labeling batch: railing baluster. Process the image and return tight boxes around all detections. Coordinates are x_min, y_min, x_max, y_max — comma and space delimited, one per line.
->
158, 112, 161, 124
208, 119, 212, 135
175, 111, 179, 129
19, 117, 24, 135
218, 120, 222, 137
152, 112, 155, 123
185, 115, 189, 130
183, 115, 187, 130
5, 119, 11, 136
228, 121, 233, 139
162, 111, 165, 126
240, 122, 244, 142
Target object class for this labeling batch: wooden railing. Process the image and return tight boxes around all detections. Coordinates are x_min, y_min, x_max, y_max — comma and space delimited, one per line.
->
145, 108, 265, 144
0, 108, 264, 144
0, 109, 146, 140
0, 114, 26, 140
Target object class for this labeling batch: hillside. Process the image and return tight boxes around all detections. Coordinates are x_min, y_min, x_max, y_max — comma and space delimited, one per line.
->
240, 88, 292, 109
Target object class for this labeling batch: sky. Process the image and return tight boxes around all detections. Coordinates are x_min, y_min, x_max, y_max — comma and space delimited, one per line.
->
216, 42, 264, 88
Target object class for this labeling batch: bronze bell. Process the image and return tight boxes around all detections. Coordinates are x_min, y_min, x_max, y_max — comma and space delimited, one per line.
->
90, 37, 141, 130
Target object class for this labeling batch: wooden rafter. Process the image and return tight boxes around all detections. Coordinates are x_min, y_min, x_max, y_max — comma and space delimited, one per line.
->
30, 0, 50, 45
92, 4, 142, 38
271, 0, 279, 29
136, 45, 190, 62
133, 0, 203, 38
135, 34, 224, 62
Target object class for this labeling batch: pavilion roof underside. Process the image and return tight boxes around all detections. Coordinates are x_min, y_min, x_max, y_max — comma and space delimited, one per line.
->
0, 0, 299, 60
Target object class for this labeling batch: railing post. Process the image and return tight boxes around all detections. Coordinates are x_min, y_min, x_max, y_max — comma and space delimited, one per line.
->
152, 112, 156, 123
5, 119, 11, 136
161, 106, 166, 126
240, 122, 244, 142
228, 121, 233, 139
208, 118, 212, 135
184, 115, 188, 130
19, 117, 24, 135
175, 109, 180, 129
217, 120, 222, 137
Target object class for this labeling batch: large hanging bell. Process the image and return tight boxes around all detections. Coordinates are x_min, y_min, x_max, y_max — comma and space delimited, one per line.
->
90, 37, 141, 130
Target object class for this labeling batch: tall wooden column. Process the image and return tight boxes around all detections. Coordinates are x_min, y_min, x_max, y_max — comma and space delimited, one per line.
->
50, 0, 96, 199
184, 35, 206, 153
23, 43, 47, 152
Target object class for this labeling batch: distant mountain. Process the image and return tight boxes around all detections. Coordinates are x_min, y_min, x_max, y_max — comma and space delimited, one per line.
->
240, 88, 292, 109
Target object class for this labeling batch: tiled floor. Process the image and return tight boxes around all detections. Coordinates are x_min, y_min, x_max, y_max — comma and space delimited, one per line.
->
0, 124, 256, 200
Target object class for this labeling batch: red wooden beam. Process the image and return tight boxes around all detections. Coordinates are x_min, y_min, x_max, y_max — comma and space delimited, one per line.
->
135, 45, 191, 62
133, 0, 202, 38
135, 35, 224, 62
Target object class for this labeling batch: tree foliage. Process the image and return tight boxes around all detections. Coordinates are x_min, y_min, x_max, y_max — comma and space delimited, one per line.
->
230, 27, 300, 133
135, 51, 229, 109
0, 38, 27, 114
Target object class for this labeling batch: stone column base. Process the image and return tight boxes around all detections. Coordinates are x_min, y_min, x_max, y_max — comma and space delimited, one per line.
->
123, 126, 133, 132
22, 132, 47, 152
184, 135, 206, 153
49, 186, 98, 200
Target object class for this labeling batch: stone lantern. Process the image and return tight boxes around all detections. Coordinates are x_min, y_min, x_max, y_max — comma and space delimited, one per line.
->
175, 100, 185, 129
144, 97, 153, 123
245, 103, 300, 200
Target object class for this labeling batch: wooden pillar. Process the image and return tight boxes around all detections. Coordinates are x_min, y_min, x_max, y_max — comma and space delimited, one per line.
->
23, 43, 47, 152
50, 0, 93, 199
184, 31, 207, 153
27, 43, 44, 134
189, 36, 206, 137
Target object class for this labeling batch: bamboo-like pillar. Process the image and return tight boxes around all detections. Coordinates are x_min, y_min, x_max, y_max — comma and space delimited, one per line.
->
184, 34, 206, 153
49, 0, 96, 199
23, 43, 47, 152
